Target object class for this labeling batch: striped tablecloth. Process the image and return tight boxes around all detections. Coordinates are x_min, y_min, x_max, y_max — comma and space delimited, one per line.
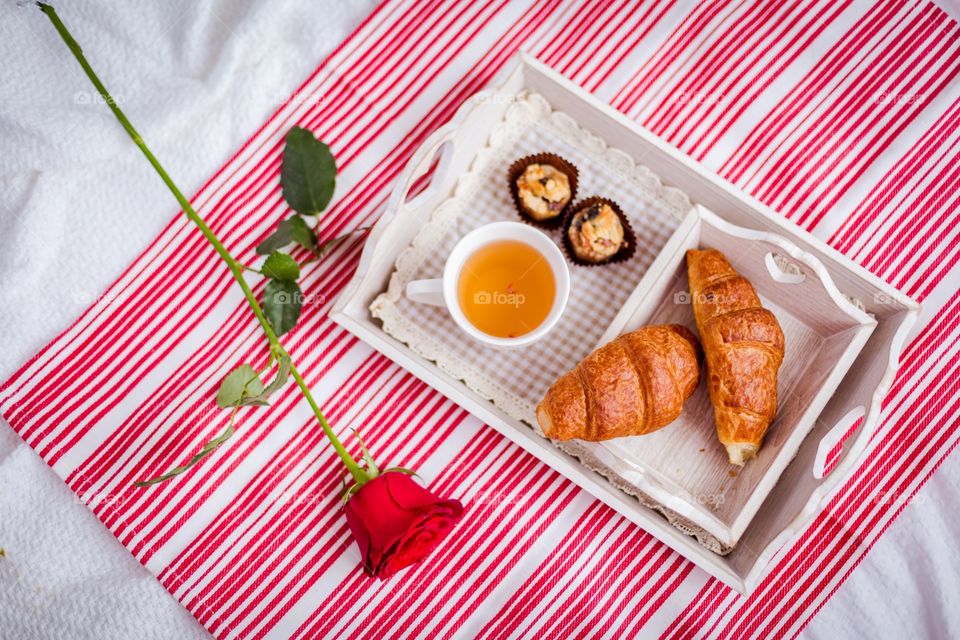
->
2, 1, 958, 637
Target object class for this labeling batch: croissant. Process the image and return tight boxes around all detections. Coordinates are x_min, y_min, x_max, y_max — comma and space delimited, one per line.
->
686, 249, 785, 466
537, 325, 701, 441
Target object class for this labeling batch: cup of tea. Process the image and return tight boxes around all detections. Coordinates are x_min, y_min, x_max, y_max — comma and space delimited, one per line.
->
405, 221, 570, 348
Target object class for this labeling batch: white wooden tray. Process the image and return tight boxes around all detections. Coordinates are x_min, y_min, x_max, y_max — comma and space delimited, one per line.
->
587, 205, 876, 549
331, 54, 919, 594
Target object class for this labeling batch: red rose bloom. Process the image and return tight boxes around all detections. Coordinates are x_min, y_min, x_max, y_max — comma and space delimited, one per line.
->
344, 471, 463, 579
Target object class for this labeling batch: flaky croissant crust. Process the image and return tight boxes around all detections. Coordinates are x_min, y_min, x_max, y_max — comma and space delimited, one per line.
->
537, 325, 702, 441
687, 248, 785, 465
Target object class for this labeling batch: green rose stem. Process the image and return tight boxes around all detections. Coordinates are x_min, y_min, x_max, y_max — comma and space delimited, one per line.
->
38, 2, 367, 484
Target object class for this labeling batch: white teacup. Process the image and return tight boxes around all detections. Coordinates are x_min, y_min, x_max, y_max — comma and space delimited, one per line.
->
405, 221, 570, 348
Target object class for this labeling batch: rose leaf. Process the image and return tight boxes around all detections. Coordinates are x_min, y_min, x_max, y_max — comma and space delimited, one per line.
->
262, 352, 292, 397
281, 126, 336, 216
261, 251, 301, 282
255, 215, 317, 255
216, 364, 265, 408
263, 279, 303, 336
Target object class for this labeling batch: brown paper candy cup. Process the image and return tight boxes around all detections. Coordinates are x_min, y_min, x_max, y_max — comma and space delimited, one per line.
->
507, 152, 579, 229
561, 196, 637, 267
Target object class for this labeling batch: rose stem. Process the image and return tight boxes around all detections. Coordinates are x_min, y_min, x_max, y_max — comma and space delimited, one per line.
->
37, 2, 367, 483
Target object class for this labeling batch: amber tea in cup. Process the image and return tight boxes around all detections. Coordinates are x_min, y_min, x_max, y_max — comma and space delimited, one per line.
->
456, 240, 556, 338
405, 221, 570, 348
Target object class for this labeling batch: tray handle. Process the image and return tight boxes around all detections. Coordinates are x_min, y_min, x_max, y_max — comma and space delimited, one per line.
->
812, 405, 866, 479
697, 205, 876, 329
366, 120, 465, 249
332, 90, 505, 317
398, 138, 455, 210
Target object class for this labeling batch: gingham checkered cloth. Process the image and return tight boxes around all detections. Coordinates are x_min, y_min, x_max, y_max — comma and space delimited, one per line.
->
372, 93, 688, 425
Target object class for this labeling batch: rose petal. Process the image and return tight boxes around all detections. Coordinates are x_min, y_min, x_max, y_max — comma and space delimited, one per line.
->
381, 473, 451, 511
344, 472, 464, 580
348, 475, 419, 552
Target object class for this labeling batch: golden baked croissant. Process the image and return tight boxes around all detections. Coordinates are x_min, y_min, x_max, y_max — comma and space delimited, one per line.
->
537, 325, 701, 441
686, 249, 785, 466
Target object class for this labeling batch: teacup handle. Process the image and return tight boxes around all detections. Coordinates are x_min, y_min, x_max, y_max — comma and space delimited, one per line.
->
405, 279, 445, 307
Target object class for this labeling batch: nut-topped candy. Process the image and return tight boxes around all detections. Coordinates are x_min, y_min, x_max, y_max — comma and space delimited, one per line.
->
564, 197, 634, 265
516, 163, 572, 221
507, 153, 578, 228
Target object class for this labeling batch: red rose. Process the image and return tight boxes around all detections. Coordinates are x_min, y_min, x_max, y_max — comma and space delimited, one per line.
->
344, 471, 463, 579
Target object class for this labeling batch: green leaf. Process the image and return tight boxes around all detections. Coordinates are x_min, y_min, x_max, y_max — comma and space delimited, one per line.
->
281, 126, 336, 216
256, 216, 317, 255
261, 251, 300, 281
262, 352, 292, 397
225, 353, 292, 408
134, 410, 238, 486
283, 216, 317, 251
216, 364, 265, 408
263, 279, 303, 335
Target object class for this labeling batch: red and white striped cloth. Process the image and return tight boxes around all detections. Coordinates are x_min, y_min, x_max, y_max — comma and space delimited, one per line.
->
2, 0, 958, 637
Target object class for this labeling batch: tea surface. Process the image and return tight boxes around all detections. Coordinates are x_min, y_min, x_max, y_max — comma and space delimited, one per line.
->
457, 240, 555, 338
